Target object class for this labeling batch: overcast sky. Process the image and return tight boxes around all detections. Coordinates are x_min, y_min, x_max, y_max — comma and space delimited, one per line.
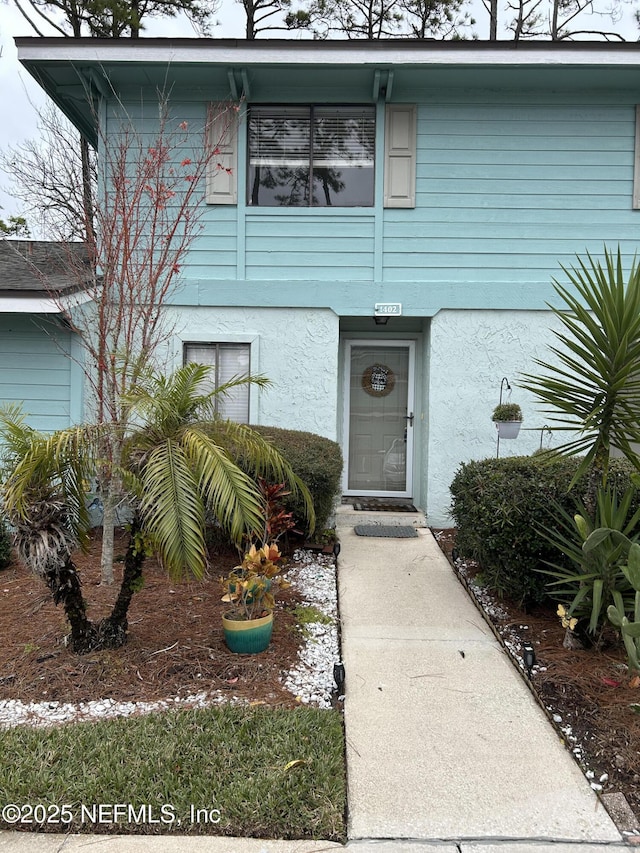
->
0, 1, 245, 224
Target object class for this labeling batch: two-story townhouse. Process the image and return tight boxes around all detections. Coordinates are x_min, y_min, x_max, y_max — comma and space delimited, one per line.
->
12, 39, 640, 525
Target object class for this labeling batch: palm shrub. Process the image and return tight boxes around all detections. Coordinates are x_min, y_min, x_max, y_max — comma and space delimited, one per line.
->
0, 365, 314, 652
0, 407, 98, 650
521, 247, 640, 512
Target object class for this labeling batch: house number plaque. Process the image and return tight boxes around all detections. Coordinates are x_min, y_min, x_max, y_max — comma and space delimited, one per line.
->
362, 364, 395, 397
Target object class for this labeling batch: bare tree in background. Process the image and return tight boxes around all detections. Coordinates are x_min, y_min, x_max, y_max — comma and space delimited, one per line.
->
549, 0, 627, 39
1, 103, 96, 242
487, 0, 629, 39
8, 0, 219, 245
283, 0, 403, 37
240, 0, 298, 37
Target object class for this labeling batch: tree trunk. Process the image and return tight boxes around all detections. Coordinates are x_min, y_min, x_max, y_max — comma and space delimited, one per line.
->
99, 435, 123, 585
489, 0, 497, 38
96, 516, 146, 649
100, 481, 116, 585
44, 557, 98, 654
80, 136, 95, 246
245, 0, 256, 38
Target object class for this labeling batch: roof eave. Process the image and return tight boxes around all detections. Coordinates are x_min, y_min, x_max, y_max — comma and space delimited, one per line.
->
16, 37, 640, 69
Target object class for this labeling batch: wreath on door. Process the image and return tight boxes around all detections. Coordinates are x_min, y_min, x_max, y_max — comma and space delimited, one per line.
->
362, 364, 395, 397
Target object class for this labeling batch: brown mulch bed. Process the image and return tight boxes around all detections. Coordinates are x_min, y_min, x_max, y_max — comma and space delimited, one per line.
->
0, 528, 305, 711
433, 528, 640, 827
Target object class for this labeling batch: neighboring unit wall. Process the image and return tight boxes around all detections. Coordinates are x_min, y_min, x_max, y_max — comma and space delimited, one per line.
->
425, 308, 564, 528
0, 315, 80, 431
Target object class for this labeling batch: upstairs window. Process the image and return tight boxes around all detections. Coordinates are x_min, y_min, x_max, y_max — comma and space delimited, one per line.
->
248, 105, 375, 207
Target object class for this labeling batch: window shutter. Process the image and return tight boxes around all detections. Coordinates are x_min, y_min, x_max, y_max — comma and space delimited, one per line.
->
634, 105, 640, 210
206, 103, 238, 205
384, 105, 416, 209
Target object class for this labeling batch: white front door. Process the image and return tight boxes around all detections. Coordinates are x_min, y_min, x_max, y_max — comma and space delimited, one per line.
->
343, 340, 415, 498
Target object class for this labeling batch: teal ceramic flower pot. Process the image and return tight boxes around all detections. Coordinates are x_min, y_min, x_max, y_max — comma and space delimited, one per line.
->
222, 611, 273, 654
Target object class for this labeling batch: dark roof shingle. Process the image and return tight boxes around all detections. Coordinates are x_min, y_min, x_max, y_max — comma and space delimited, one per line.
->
0, 240, 91, 295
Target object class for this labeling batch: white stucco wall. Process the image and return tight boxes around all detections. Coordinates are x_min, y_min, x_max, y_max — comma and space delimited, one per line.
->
425, 308, 565, 527
167, 305, 340, 439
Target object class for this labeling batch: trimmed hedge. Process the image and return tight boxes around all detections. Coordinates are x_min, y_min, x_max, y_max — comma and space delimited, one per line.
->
251, 426, 343, 535
449, 455, 640, 607
0, 515, 11, 570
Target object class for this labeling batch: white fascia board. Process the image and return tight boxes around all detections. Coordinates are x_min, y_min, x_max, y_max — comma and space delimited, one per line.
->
0, 295, 63, 313
0, 289, 93, 314
16, 40, 640, 69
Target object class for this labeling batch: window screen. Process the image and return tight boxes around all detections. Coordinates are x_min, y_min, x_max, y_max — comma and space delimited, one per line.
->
184, 343, 250, 423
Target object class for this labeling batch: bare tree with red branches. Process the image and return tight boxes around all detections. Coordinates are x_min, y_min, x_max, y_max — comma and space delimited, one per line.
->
37, 96, 238, 582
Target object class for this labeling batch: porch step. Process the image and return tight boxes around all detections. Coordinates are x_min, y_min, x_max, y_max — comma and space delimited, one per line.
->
335, 503, 428, 530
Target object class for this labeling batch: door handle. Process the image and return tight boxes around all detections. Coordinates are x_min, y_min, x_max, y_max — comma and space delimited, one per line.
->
405, 412, 414, 426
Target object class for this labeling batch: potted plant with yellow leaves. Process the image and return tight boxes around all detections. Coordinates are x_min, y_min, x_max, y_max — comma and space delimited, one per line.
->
221, 543, 289, 654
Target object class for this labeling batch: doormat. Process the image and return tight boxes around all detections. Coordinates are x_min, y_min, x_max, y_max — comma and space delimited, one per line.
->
352, 499, 418, 512
354, 525, 418, 538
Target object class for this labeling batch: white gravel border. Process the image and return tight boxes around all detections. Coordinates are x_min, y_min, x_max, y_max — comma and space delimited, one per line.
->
0, 549, 340, 728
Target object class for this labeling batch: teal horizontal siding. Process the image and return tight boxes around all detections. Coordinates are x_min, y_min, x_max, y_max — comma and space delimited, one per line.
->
0, 337, 71, 357
424, 149, 633, 167
245, 218, 375, 238
413, 193, 633, 210
417, 163, 631, 181
245, 213, 375, 281
246, 264, 374, 281
0, 371, 71, 389
385, 251, 579, 268
384, 98, 637, 285
0, 318, 73, 431
382, 267, 560, 283
423, 134, 630, 152
109, 89, 640, 309
183, 208, 238, 281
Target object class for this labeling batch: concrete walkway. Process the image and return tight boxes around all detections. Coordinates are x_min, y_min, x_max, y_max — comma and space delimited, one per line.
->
335, 506, 628, 849
1, 509, 635, 852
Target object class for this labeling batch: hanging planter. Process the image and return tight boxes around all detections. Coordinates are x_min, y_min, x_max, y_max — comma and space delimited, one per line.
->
492, 403, 523, 439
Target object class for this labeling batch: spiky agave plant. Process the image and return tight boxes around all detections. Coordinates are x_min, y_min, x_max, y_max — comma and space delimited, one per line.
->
521, 246, 640, 510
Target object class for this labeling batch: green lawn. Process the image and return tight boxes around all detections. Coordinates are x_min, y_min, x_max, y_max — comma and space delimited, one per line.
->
0, 705, 346, 839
